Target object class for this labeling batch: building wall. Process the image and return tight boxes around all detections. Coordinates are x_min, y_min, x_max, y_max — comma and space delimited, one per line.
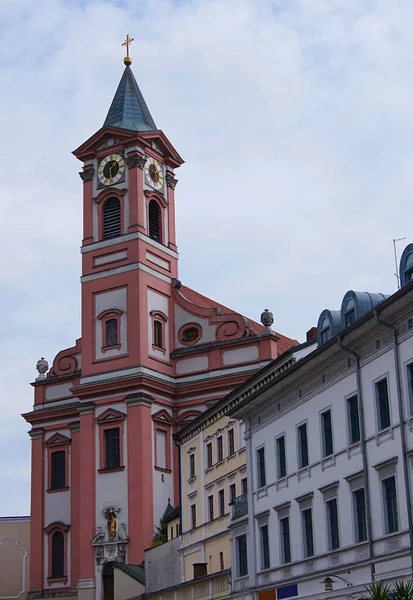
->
113, 568, 145, 600
0, 517, 30, 600
145, 536, 183, 593
230, 292, 413, 600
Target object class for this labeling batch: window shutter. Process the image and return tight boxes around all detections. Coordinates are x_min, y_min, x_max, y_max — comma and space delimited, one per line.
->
103, 198, 121, 239
149, 200, 161, 242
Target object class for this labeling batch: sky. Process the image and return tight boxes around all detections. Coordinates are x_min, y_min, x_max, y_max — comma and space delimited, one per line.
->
1, 0, 413, 515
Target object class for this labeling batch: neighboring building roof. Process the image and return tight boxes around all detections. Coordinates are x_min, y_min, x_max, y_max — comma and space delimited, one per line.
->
104, 65, 157, 132
231, 280, 413, 417
179, 284, 298, 354
161, 500, 175, 522
114, 563, 145, 585
163, 505, 180, 523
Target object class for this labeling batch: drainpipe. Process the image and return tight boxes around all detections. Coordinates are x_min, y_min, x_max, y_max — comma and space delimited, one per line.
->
245, 414, 258, 596
338, 337, 375, 583
374, 310, 413, 578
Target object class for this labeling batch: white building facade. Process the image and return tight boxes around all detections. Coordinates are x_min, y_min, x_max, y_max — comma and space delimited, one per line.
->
229, 250, 413, 600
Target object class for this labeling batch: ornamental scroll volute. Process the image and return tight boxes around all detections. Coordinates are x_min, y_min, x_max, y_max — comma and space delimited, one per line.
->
48, 339, 82, 377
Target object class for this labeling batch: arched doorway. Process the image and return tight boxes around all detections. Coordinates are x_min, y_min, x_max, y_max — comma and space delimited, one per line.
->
102, 561, 114, 600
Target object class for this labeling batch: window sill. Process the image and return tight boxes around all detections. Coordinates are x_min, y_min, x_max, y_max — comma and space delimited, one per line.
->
375, 427, 394, 446
102, 344, 122, 353
256, 486, 268, 499
276, 477, 289, 491
98, 466, 125, 474
321, 454, 336, 471
215, 460, 225, 467
155, 466, 172, 473
47, 487, 69, 494
152, 344, 167, 354
205, 465, 214, 473
47, 576, 67, 585
188, 476, 197, 483
227, 452, 236, 460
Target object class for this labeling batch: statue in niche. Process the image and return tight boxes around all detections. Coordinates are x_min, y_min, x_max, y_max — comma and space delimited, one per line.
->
108, 512, 117, 538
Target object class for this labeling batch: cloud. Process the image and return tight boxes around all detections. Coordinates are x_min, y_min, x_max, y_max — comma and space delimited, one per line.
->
0, 0, 412, 513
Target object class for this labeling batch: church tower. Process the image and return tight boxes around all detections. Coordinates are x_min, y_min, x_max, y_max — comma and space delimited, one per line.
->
24, 38, 296, 600
74, 52, 183, 381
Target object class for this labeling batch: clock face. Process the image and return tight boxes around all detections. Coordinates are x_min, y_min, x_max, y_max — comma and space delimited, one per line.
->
144, 157, 164, 190
98, 153, 125, 186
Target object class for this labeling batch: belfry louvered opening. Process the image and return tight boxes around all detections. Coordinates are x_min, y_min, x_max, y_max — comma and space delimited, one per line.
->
149, 200, 161, 242
103, 197, 121, 239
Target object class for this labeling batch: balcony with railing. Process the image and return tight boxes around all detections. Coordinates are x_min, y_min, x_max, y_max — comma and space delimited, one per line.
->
231, 494, 248, 520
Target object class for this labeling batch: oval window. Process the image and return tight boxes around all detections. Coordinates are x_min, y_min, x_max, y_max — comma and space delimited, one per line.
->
182, 327, 199, 342
179, 324, 202, 346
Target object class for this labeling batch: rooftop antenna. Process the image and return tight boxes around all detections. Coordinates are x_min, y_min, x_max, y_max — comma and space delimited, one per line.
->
393, 237, 407, 290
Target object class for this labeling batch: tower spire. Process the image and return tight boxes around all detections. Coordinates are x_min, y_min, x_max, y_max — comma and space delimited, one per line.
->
103, 36, 157, 132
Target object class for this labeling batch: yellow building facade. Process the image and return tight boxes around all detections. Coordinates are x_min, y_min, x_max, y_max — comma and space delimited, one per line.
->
178, 407, 247, 582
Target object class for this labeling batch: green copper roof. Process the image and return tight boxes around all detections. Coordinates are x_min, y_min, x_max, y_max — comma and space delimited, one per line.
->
104, 65, 157, 132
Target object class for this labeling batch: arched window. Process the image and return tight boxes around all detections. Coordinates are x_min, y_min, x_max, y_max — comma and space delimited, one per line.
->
105, 318, 118, 347
51, 531, 65, 579
149, 200, 161, 242
103, 197, 121, 239
320, 317, 331, 344
153, 320, 163, 349
344, 297, 356, 327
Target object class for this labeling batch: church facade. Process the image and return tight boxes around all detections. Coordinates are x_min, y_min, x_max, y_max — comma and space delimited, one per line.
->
23, 53, 296, 600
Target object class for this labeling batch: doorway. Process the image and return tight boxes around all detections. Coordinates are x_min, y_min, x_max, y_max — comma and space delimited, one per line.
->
102, 561, 114, 600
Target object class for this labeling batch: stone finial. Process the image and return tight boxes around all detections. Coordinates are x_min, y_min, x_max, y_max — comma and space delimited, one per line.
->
36, 357, 49, 380
260, 309, 274, 335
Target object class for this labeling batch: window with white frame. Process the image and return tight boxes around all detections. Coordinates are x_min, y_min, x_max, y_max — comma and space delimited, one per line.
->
257, 447, 266, 488
280, 517, 291, 564
237, 534, 248, 577
191, 504, 197, 529
217, 436, 223, 463
206, 442, 213, 469
321, 409, 333, 457
347, 395, 360, 444
406, 363, 413, 414
228, 428, 235, 456
302, 508, 314, 557
189, 453, 195, 479
382, 476, 399, 533
276, 434, 287, 479
260, 523, 270, 570
376, 378, 391, 431
208, 495, 214, 522
319, 482, 340, 551
297, 422, 309, 469
219, 489, 225, 517
326, 498, 340, 550
274, 502, 291, 565
229, 483, 236, 505
353, 488, 367, 542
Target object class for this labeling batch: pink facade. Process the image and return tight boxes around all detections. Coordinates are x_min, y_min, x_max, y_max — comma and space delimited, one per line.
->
23, 63, 297, 599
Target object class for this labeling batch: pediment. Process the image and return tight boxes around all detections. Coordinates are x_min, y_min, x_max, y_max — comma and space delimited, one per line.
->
45, 433, 71, 447
95, 408, 126, 424
73, 127, 137, 161
152, 409, 174, 425
139, 131, 184, 167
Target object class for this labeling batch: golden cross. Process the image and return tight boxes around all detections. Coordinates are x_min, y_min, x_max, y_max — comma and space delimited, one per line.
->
122, 34, 134, 64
